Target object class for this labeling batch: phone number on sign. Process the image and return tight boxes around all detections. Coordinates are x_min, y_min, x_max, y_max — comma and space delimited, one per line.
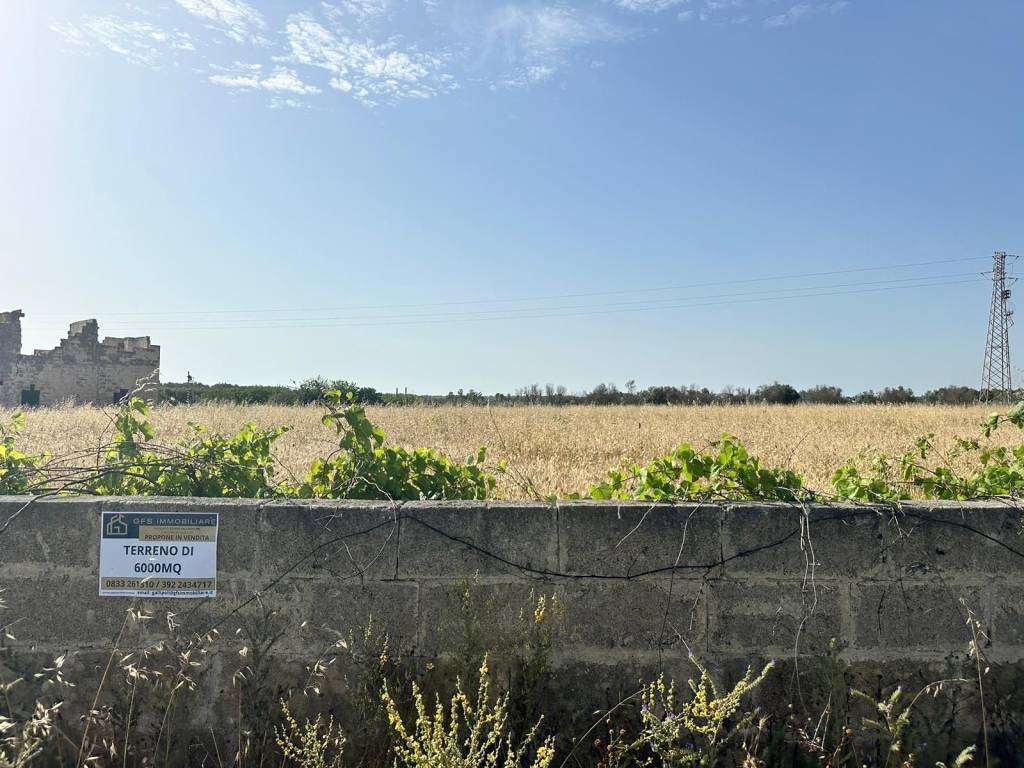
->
101, 578, 216, 590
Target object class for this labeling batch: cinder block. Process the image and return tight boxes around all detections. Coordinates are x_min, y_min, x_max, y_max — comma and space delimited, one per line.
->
257, 501, 399, 581
417, 581, 560, 658
1, 574, 134, 647
0, 496, 102, 568
559, 503, 722, 577
396, 502, 558, 578
2, 570, 257, 652
881, 504, 1024, 576
851, 583, 980, 650
537, 657, 656, 729
297, 580, 420, 653
559, 579, 707, 652
123, 575, 258, 642
1, 648, 151, 726
986, 585, 1024, 647
722, 504, 884, 578
782, 657, 983, 760
707, 579, 843, 654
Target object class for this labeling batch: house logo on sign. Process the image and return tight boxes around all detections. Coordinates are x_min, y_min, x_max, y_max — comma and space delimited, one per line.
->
105, 514, 129, 537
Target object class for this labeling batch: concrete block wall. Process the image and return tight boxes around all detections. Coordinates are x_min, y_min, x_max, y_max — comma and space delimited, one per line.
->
1, 497, 1023, 762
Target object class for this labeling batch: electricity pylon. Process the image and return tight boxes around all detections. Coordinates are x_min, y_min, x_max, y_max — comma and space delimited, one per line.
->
981, 251, 1016, 403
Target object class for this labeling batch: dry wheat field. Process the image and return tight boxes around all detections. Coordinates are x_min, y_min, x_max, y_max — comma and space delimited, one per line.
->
2, 403, 1017, 497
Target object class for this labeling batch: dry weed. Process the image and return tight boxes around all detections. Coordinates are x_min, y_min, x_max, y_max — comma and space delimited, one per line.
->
1, 403, 1016, 498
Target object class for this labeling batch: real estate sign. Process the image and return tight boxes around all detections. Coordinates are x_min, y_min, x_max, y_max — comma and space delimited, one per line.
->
99, 511, 218, 598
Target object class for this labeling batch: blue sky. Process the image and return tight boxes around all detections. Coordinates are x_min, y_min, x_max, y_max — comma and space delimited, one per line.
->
1, 0, 1021, 394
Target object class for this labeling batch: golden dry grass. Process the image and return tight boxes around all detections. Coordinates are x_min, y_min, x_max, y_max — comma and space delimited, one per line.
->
2, 403, 1017, 497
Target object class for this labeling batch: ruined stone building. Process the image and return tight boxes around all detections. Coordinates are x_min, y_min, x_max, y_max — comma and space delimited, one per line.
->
0, 310, 160, 407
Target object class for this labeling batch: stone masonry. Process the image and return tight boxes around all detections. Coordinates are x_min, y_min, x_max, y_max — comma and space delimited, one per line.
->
0, 309, 159, 407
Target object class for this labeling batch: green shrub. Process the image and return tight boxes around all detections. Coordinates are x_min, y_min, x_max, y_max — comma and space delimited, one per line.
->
296, 391, 497, 501
634, 659, 773, 767
832, 401, 1024, 501
382, 656, 555, 768
89, 398, 288, 498
276, 700, 346, 768
582, 434, 807, 502
0, 413, 45, 495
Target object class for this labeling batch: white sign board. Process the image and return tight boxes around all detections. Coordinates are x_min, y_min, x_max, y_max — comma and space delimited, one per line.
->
99, 511, 218, 598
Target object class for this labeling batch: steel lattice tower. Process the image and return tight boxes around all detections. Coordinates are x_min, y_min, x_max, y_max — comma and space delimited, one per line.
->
981, 251, 1015, 402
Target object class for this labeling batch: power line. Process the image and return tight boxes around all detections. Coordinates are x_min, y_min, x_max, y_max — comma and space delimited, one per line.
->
73, 272, 985, 330
38, 275, 983, 333
29, 254, 992, 318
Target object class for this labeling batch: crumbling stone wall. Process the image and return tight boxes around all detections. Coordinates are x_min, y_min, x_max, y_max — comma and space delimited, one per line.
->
0, 309, 159, 407
0, 498, 1022, 765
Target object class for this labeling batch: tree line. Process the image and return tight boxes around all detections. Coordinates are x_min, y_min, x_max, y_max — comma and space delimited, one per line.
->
498, 382, 984, 405
159, 378, 992, 406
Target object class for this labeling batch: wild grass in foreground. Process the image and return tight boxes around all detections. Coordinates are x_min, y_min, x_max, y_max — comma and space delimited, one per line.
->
0, 588, 990, 767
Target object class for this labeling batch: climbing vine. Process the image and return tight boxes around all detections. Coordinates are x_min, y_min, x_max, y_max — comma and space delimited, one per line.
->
0, 412, 46, 495
5, 397, 1024, 502
295, 391, 497, 501
580, 435, 807, 502
832, 402, 1024, 501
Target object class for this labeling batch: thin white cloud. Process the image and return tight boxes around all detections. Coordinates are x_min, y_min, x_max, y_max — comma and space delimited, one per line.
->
50, 17, 195, 67
50, 22, 92, 49
707, 13, 749, 24
261, 67, 322, 94
487, 5, 627, 55
175, 0, 267, 44
495, 63, 558, 88
323, 0, 393, 24
613, 0, 688, 12
482, 4, 629, 88
50, 0, 856, 107
284, 11, 454, 105
209, 62, 322, 94
765, 1, 848, 28
269, 96, 311, 109
693, 0, 748, 23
